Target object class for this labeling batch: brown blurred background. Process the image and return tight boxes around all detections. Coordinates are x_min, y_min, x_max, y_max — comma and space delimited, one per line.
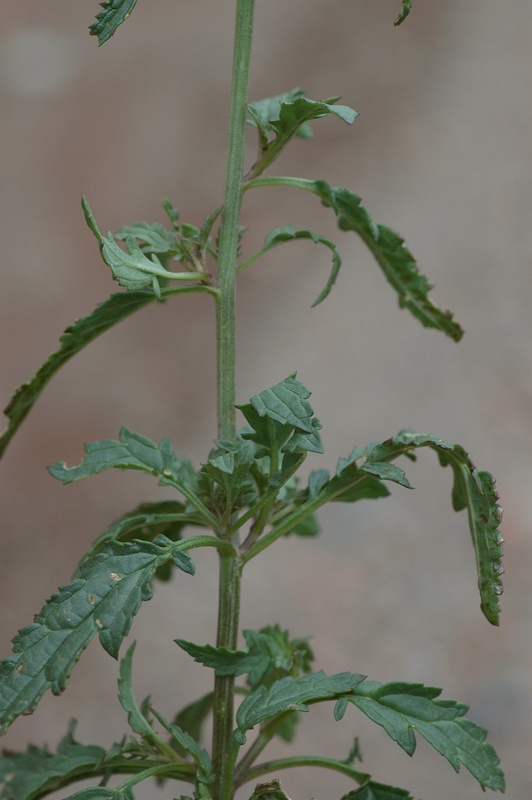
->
0, 1, 531, 798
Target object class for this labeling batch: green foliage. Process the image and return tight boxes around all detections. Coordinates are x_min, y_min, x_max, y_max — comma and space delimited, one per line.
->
0, 539, 193, 735
90, 0, 138, 46
0, 2, 507, 800
234, 671, 366, 745
341, 680, 505, 791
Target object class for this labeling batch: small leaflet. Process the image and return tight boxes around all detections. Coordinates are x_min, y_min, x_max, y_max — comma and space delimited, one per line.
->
89, 0, 138, 46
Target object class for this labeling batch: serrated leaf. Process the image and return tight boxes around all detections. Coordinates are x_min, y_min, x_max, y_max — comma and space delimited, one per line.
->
394, 0, 412, 26
235, 671, 365, 744
118, 642, 155, 741
362, 430, 504, 625
260, 224, 342, 307
79, 500, 198, 583
0, 725, 109, 800
151, 710, 211, 784
248, 91, 357, 176
115, 221, 179, 255
89, 0, 138, 46
47, 428, 219, 530
201, 450, 256, 515
346, 681, 505, 792
0, 291, 158, 460
342, 780, 414, 800
173, 692, 214, 757
0, 539, 189, 734
247, 375, 315, 433
312, 181, 463, 341
49, 427, 181, 483
177, 626, 313, 689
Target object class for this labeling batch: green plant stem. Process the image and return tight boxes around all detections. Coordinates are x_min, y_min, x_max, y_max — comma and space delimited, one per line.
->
243, 176, 318, 196
216, 0, 256, 443
212, 553, 243, 800
235, 754, 369, 790
211, 2, 255, 798
233, 713, 292, 787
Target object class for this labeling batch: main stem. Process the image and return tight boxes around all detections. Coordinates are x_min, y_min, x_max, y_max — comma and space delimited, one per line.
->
212, 2, 255, 799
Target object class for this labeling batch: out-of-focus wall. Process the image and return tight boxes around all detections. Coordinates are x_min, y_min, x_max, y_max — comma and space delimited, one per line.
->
0, 2, 530, 798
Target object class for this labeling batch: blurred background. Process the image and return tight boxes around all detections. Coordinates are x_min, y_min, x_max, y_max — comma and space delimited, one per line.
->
0, 1, 531, 798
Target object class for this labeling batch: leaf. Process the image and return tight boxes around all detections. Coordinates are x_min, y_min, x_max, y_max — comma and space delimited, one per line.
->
0, 291, 158, 460
47, 428, 218, 532
394, 1, 412, 26
363, 430, 504, 625
313, 181, 463, 341
247, 90, 357, 176
0, 723, 108, 800
234, 671, 365, 744
115, 221, 179, 255
261, 224, 342, 307
246, 375, 315, 434
173, 692, 214, 756
177, 626, 313, 689
342, 781, 414, 800
89, 0, 138, 46
201, 450, 257, 515
64, 788, 135, 800
345, 680, 505, 792
118, 642, 156, 742
0, 539, 191, 735
151, 710, 211, 784
49, 427, 181, 484
79, 500, 199, 582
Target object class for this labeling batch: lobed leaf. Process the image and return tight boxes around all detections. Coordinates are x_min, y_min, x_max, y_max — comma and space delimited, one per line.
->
0, 539, 192, 735
177, 626, 313, 689
246, 375, 315, 434
0, 291, 157, 460
173, 693, 214, 757
247, 90, 357, 176
89, 0, 138, 46
342, 781, 414, 800
151, 710, 211, 785
313, 181, 463, 341
115, 221, 179, 255
0, 722, 109, 800
362, 430, 504, 625
234, 671, 365, 744
344, 680, 505, 791
260, 224, 342, 307
118, 642, 156, 742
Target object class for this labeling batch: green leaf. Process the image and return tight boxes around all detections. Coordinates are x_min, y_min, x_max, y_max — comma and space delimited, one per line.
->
177, 626, 313, 689
247, 90, 357, 176
173, 692, 214, 757
64, 788, 135, 800
362, 430, 504, 625
342, 781, 414, 800
234, 671, 365, 744
151, 710, 211, 784
49, 427, 182, 483
47, 427, 219, 531
0, 291, 158, 460
118, 642, 156, 742
78, 500, 200, 582
258, 224, 342, 307
115, 221, 179, 255
201, 450, 257, 515
246, 374, 315, 434
394, 1, 412, 26
314, 182, 463, 341
345, 681, 505, 792
0, 539, 191, 734
0, 722, 109, 800
89, 0, 138, 46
